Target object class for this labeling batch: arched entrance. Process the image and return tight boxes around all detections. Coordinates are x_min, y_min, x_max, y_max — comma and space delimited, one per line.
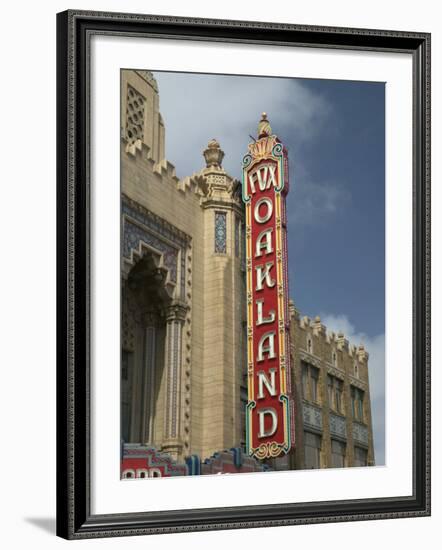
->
122, 252, 170, 446
121, 248, 187, 460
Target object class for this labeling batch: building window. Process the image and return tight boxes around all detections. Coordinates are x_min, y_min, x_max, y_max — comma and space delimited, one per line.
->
310, 368, 319, 403
332, 351, 337, 366
302, 363, 309, 399
214, 211, 227, 253
126, 85, 146, 144
335, 380, 343, 413
351, 386, 365, 422
327, 374, 344, 413
327, 375, 333, 407
307, 338, 312, 354
331, 439, 346, 468
304, 431, 322, 468
301, 362, 320, 404
354, 446, 368, 466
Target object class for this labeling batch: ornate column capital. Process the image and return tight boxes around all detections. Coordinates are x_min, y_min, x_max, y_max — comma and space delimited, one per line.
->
161, 441, 184, 461
166, 300, 188, 323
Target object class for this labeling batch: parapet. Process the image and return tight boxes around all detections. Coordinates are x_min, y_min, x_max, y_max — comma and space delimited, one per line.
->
290, 307, 370, 367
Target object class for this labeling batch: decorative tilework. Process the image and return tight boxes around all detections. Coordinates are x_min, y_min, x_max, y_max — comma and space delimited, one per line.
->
352, 422, 369, 446
302, 402, 323, 431
123, 219, 178, 282
164, 314, 183, 441
214, 211, 227, 253
122, 198, 189, 249
122, 197, 191, 298
165, 321, 174, 438
180, 253, 185, 302
330, 413, 347, 439
171, 320, 181, 438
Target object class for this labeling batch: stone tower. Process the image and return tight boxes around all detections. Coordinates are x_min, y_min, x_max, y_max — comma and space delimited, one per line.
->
200, 138, 246, 456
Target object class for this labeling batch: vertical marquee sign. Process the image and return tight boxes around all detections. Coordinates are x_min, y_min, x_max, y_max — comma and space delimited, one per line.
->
242, 113, 294, 460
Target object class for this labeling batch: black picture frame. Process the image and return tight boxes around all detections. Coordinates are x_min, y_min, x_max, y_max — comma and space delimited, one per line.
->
56, 9, 431, 540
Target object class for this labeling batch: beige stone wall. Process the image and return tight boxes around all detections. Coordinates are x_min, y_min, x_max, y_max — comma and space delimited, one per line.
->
285, 307, 375, 469
200, 172, 245, 458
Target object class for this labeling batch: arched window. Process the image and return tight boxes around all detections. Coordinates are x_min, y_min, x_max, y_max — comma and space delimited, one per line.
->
122, 251, 171, 446
351, 386, 365, 422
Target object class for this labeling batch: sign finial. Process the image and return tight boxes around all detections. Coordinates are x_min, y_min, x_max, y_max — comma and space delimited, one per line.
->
257, 112, 272, 138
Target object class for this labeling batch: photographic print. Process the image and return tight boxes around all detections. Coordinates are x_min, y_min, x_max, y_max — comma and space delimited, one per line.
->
57, 10, 430, 538
120, 69, 384, 479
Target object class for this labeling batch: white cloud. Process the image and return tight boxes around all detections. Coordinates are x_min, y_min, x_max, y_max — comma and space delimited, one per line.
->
319, 313, 385, 465
153, 71, 345, 227
286, 176, 351, 226
153, 71, 332, 179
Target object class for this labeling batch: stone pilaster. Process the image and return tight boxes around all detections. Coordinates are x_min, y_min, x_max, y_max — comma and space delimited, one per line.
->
161, 301, 187, 460
139, 310, 159, 445
200, 139, 245, 459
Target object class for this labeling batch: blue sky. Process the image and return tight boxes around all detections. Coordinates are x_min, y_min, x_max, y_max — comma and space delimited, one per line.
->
152, 71, 385, 465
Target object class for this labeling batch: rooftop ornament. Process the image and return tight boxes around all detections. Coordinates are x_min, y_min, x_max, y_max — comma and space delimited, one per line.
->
257, 112, 272, 138
203, 138, 225, 168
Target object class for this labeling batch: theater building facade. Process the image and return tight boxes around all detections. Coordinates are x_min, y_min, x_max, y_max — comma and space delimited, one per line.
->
120, 69, 375, 479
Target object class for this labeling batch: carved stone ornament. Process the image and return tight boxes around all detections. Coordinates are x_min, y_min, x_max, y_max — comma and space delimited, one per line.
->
203, 139, 225, 168
166, 300, 188, 323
